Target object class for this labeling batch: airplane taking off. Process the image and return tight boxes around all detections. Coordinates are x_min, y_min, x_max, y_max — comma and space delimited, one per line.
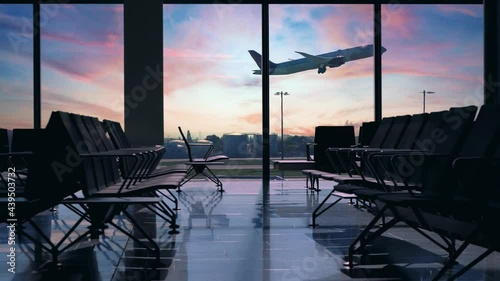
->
249, 44, 386, 75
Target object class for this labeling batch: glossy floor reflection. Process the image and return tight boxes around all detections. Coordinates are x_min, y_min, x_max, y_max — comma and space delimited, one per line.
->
1, 178, 500, 281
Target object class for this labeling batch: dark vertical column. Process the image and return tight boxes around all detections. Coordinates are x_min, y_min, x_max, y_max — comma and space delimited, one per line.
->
33, 3, 41, 129
484, 0, 499, 105
124, 0, 163, 145
374, 3, 382, 121
262, 4, 270, 187
261, 6, 271, 277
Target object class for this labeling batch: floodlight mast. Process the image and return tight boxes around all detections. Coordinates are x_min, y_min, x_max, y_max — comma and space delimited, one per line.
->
419, 90, 436, 113
275, 91, 289, 159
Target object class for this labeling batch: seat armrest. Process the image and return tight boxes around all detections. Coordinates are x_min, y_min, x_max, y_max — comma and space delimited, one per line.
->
305, 143, 316, 161
189, 143, 212, 146
0, 151, 33, 156
188, 143, 215, 160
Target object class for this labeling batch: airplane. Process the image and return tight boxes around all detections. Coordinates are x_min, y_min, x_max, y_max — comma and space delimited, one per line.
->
249, 44, 387, 75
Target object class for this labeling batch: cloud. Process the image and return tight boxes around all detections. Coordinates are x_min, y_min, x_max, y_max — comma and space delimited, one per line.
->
284, 126, 314, 136
317, 5, 374, 48
0, 4, 486, 138
42, 30, 121, 48
437, 5, 481, 18
42, 50, 123, 83
163, 5, 261, 95
382, 40, 481, 83
239, 112, 261, 125
41, 89, 123, 126
0, 10, 27, 31
36, 5, 124, 85
380, 5, 417, 40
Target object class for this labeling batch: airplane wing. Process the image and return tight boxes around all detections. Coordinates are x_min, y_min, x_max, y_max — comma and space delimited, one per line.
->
295, 51, 333, 64
295, 51, 345, 74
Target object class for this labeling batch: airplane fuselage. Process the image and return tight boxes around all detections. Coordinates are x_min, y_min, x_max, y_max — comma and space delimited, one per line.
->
250, 44, 386, 75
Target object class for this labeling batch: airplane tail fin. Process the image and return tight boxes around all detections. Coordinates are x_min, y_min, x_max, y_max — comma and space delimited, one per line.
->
248, 50, 278, 69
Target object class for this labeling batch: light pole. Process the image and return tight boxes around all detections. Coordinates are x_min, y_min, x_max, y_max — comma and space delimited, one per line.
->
419, 90, 435, 113
275, 91, 289, 159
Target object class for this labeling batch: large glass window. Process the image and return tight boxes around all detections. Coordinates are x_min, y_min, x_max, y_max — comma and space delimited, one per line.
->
269, 4, 374, 161
0, 4, 33, 129
41, 4, 124, 127
163, 4, 262, 177
0, 2, 486, 173
382, 4, 483, 116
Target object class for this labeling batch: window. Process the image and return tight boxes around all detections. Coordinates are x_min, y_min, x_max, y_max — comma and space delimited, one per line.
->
41, 4, 124, 127
382, 4, 483, 116
270, 4, 374, 159
163, 4, 262, 176
0, 4, 33, 129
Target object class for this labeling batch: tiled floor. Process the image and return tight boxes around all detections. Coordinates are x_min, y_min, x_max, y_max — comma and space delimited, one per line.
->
1, 178, 500, 281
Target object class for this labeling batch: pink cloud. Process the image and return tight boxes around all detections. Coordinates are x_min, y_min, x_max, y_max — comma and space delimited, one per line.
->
239, 113, 261, 125
317, 5, 373, 48
284, 126, 314, 136
40, 10, 124, 83
437, 5, 481, 17
42, 31, 121, 48
43, 51, 123, 83
41, 90, 123, 126
164, 48, 239, 95
382, 41, 481, 83
381, 5, 417, 40
0, 113, 32, 129
0, 11, 26, 30
164, 60, 213, 94
60, 4, 77, 11
40, 31, 124, 83
165, 48, 232, 60
163, 7, 257, 94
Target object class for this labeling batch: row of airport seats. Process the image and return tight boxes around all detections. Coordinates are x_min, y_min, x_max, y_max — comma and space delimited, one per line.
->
309, 105, 477, 219
99, 120, 229, 191
309, 104, 500, 280
0, 127, 43, 153
0, 111, 188, 267
101, 121, 229, 192
303, 106, 471, 192
273, 125, 362, 188
299, 122, 380, 191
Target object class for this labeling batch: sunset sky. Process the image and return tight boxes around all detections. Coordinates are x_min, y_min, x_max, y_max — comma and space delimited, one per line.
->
0, 4, 483, 138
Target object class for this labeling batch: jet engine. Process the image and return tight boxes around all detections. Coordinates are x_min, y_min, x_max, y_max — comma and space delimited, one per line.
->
327, 56, 345, 68
318, 66, 327, 74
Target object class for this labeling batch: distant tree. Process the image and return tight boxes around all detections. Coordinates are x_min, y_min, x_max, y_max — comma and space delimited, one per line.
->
284, 135, 314, 157
205, 134, 223, 154
186, 130, 193, 142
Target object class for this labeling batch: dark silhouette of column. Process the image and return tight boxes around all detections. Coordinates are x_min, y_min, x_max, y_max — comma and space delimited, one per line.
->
262, 3, 270, 188
34, 3, 40, 129
124, 0, 164, 145
485, 0, 500, 105
374, 3, 382, 122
